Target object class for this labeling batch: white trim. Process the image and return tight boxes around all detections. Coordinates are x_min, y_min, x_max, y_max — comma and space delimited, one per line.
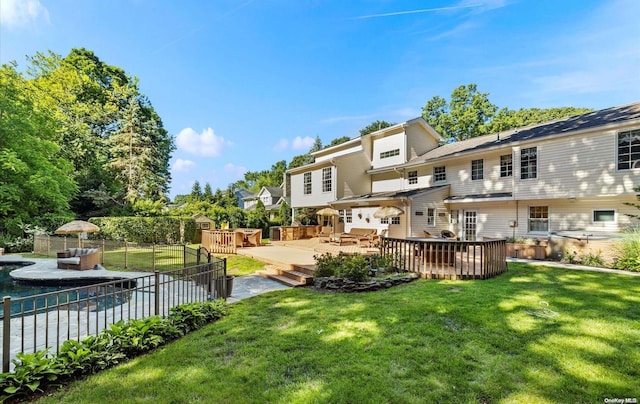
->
592, 209, 617, 224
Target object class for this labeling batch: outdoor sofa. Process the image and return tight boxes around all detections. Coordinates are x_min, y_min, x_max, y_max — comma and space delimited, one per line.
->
338, 228, 378, 247
57, 247, 100, 270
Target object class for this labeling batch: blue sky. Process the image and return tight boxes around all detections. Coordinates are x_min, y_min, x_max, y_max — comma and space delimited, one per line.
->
2, 0, 639, 199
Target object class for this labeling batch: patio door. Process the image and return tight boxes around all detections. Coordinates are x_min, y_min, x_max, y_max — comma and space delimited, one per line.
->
463, 211, 477, 241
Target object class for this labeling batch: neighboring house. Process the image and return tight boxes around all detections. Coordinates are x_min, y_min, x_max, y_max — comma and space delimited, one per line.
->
287, 102, 640, 240
235, 189, 253, 209
245, 186, 286, 220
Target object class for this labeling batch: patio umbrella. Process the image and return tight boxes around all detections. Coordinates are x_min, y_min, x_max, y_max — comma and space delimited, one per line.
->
55, 220, 100, 247
373, 206, 404, 219
316, 207, 340, 217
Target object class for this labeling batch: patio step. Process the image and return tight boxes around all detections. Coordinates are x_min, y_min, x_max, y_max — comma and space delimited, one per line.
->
258, 265, 314, 287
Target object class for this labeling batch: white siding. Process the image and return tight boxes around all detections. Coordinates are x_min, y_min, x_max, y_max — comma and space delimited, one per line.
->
406, 124, 439, 160
289, 164, 335, 208
372, 132, 405, 168
513, 128, 640, 200
408, 187, 451, 237
371, 172, 403, 193
335, 153, 371, 199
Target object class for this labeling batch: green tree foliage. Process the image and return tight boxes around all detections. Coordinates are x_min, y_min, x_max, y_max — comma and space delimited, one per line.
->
278, 199, 292, 226
203, 183, 214, 203
0, 64, 77, 229
359, 120, 394, 136
26, 48, 174, 217
247, 199, 269, 234
485, 106, 593, 134
422, 84, 498, 141
327, 136, 351, 147
190, 181, 202, 202
422, 83, 592, 141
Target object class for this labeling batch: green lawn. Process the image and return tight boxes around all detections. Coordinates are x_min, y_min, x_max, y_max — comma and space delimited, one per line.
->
38, 263, 640, 403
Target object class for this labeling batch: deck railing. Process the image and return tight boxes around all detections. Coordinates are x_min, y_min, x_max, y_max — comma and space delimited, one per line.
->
379, 237, 507, 280
1, 259, 227, 372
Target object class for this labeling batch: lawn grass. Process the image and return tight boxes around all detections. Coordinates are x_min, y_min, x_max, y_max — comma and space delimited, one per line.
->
38, 263, 640, 403
217, 254, 268, 276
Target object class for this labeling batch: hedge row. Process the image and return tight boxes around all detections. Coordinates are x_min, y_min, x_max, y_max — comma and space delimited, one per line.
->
89, 217, 196, 244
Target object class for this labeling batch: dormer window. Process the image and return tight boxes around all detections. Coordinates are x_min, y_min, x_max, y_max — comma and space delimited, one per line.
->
380, 149, 400, 159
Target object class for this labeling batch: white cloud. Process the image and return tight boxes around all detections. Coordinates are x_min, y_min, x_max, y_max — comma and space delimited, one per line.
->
272, 139, 289, 152
171, 158, 195, 172
175, 127, 230, 157
224, 163, 247, 178
291, 136, 315, 150
0, 0, 49, 29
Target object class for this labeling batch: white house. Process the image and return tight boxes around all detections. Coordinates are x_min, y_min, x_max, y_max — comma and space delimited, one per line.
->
286, 102, 640, 241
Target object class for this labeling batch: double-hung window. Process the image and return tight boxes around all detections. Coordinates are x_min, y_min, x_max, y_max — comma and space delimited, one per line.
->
434, 166, 446, 182
528, 206, 548, 232
471, 159, 484, 180
408, 170, 418, 185
521, 147, 537, 179
345, 209, 352, 223
303, 172, 312, 195
322, 167, 332, 192
500, 154, 513, 177
617, 129, 640, 170
426, 208, 435, 226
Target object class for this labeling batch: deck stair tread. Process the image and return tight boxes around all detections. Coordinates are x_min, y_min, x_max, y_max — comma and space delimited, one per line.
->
258, 265, 313, 287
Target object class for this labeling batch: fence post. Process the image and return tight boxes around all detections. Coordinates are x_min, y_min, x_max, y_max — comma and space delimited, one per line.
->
154, 271, 160, 316
152, 244, 156, 271
3, 296, 11, 372
184, 244, 188, 267
124, 240, 128, 269
223, 257, 227, 298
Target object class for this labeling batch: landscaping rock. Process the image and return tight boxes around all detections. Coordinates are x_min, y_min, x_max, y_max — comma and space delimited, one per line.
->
313, 275, 418, 293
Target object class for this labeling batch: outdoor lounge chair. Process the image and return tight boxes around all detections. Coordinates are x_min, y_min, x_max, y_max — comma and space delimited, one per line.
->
317, 226, 332, 243
57, 247, 100, 270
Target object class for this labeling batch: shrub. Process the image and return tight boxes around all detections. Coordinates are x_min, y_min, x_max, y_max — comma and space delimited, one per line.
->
313, 253, 343, 277
0, 300, 229, 401
335, 254, 370, 282
0, 234, 33, 253
613, 230, 640, 271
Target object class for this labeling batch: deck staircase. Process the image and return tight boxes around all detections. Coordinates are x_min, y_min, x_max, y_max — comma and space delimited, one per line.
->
257, 263, 315, 287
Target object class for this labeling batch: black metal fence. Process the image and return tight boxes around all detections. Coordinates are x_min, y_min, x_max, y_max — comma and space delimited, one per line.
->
379, 237, 507, 280
33, 234, 207, 272
1, 258, 227, 372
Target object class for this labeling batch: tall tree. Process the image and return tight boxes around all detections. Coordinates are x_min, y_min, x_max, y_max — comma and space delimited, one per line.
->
422, 84, 592, 141
203, 183, 214, 203
0, 64, 77, 227
328, 136, 351, 147
359, 120, 394, 136
190, 181, 202, 202
422, 84, 498, 141
26, 48, 174, 217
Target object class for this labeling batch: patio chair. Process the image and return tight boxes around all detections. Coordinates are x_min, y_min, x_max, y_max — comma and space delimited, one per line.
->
317, 226, 332, 243
423, 231, 437, 238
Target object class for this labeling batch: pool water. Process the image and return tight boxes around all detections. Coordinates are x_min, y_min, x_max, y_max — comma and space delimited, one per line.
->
0, 262, 62, 298
0, 262, 132, 318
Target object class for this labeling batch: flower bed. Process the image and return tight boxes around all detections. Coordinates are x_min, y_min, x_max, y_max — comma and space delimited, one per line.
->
314, 274, 418, 293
